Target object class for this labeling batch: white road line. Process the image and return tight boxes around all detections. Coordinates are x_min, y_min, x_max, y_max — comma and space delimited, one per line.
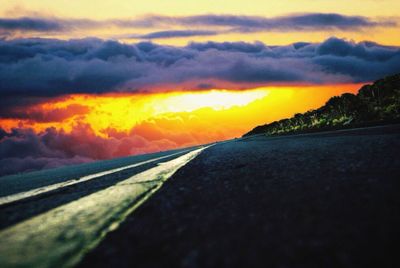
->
0, 146, 208, 268
0, 149, 192, 207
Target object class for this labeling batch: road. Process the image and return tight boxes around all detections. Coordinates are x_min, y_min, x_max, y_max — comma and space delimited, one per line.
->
0, 145, 207, 267
81, 124, 400, 268
1, 125, 400, 267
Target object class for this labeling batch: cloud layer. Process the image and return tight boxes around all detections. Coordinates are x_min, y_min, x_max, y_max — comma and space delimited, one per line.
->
132, 13, 396, 32
1, 13, 396, 35
136, 30, 218, 39
0, 123, 176, 176
0, 17, 63, 31
0, 36, 399, 104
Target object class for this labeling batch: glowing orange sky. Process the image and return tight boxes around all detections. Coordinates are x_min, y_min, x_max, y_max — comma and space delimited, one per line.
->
1, 84, 361, 150
0, 1, 398, 176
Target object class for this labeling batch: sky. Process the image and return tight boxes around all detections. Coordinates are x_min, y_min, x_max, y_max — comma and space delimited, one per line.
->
0, 0, 399, 176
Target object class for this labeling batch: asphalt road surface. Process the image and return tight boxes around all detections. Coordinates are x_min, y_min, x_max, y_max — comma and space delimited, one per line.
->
1, 125, 399, 268
0, 146, 206, 267
81, 124, 400, 268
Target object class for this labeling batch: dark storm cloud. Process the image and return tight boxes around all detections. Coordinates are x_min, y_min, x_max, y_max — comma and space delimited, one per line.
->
1, 104, 90, 122
137, 30, 218, 39
0, 17, 64, 31
0, 126, 97, 176
0, 17, 99, 33
0, 36, 399, 109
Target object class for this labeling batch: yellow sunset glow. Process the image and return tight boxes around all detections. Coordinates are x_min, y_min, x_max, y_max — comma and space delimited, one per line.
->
0, 85, 361, 140
151, 89, 269, 113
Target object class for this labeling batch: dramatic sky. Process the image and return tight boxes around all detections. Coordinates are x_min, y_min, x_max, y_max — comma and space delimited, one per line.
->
1, 0, 399, 176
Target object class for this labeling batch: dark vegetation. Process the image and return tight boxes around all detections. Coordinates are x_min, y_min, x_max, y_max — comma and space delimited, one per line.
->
244, 73, 400, 137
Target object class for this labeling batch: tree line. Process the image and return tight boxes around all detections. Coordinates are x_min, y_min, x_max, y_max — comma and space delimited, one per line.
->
244, 73, 400, 137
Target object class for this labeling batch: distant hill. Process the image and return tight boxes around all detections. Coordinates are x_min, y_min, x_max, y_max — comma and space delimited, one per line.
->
243, 73, 400, 137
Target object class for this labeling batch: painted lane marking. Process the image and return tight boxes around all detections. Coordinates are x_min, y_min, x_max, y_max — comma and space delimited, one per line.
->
0, 146, 208, 268
0, 149, 192, 207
